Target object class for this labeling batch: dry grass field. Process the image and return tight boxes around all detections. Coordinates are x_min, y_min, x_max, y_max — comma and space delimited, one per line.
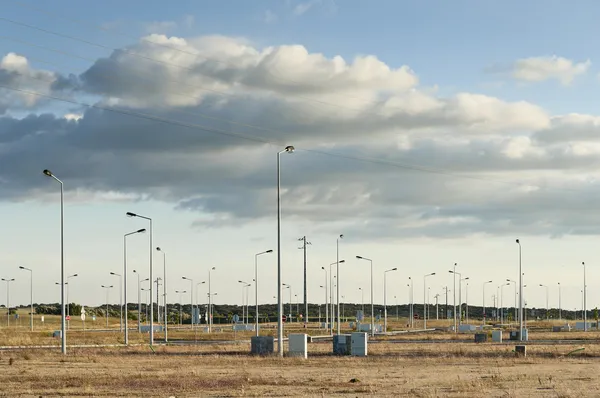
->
1, 313, 599, 396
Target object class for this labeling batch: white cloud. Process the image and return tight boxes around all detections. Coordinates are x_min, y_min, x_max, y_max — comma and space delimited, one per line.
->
293, 1, 319, 15
263, 10, 278, 24
512, 55, 590, 85
144, 20, 177, 34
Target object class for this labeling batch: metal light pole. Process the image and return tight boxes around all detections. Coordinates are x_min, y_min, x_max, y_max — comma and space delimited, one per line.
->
175, 290, 186, 325
101, 285, 113, 328
460, 276, 469, 323
126, 212, 153, 345
336, 234, 343, 335
255, 249, 273, 336
383, 268, 397, 333
208, 267, 216, 332
43, 169, 66, 355
558, 282, 562, 321
423, 273, 435, 329
409, 277, 414, 327
358, 287, 364, 315
182, 276, 194, 328
506, 278, 517, 322
322, 267, 328, 330
434, 294, 440, 320
2, 278, 15, 326
19, 267, 33, 331
283, 284, 292, 318
141, 288, 149, 322
483, 280, 492, 324
65, 273, 77, 331
276, 145, 294, 356
516, 239, 523, 341
539, 284, 549, 320
125, 229, 145, 343
582, 261, 587, 331
110, 272, 123, 332
356, 256, 374, 337
451, 263, 457, 332
500, 282, 510, 323
156, 247, 167, 342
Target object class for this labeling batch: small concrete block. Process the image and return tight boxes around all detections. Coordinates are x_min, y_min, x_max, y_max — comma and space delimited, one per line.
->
251, 336, 274, 355
288, 333, 308, 358
515, 345, 526, 357
351, 332, 368, 356
333, 334, 352, 355
52, 330, 62, 338
492, 330, 502, 343
474, 333, 487, 343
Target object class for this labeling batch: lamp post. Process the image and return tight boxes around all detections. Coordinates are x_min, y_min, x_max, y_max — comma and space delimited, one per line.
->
156, 247, 167, 342
460, 276, 469, 323
175, 290, 186, 325
208, 267, 216, 332
238, 280, 250, 324
506, 279, 517, 322
2, 278, 15, 326
133, 271, 148, 332
141, 288, 150, 322
322, 267, 328, 331
283, 284, 292, 319
558, 282, 562, 321
126, 211, 153, 345
395, 295, 398, 320
43, 169, 66, 355
516, 239, 523, 341
109, 272, 123, 332
101, 285, 113, 328
276, 145, 295, 356
19, 267, 33, 331
483, 280, 492, 324
65, 273, 78, 331
451, 263, 457, 332
255, 249, 273, 336
539, 284, 549, 320
500, 283, 510, 323
409, 277, 414, 328
358, 287, 365, 316
182, 276, 194, 328
356, 256, 375, 337
582, 261, 587, 331
196, 281, 205, 325
336, 234, 343, 335
124, 229, 145, 343
423, 273, 435, 329
328, 260, 344, 333
383, 268, 397, 333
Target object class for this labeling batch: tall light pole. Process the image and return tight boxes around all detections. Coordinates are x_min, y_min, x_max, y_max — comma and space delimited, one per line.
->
43, 169, 66, 355
506, 279, 517, 322
558, 282, 562, 321
336, 234, 343, 335
208, 266, 216, 332
582, 261, 587, 331
141, 288, 150, 322
124, 229, 145, 343
460, 276, 469, 323
196, 281, 205, 324
358, 287, 364, 315
101, 285, 113, 328
383, 268, 397, 333
283, 284, 292, 318
133, 270, 148, 331
126, 211, 153, 345
109, 272, 123, 332
238, 280, 250, 323
451, 263, 457, 332
66, 273, 78, 331
255, 249, 273, 336
156, 247, 168, 342
501, 282, 510, 323
483, 280, 492, 324
2, 278, 15, 326
182, 276, 194, 329
175, 290, 186, 325
423, 273, 435, 329
408, 277, 414, 328
276, 145, 295, 356
516, 239, 523, 341
539, 284, 549, 320
321, 267, 328, 330
19, 267, 33, 331
356, 256, 375, 337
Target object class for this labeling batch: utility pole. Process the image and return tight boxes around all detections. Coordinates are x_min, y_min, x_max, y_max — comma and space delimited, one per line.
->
155, 278, 162, 324
444, 286, 449, 319
434, 294, 440, 320
298, 236, 311, 327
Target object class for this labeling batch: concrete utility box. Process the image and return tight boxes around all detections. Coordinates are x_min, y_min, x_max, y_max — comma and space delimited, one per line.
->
459, 324, 476, 333
233, 324, 246, 331
140, 325, 163, 333
575, 322, 595, 331
492, 330, 502, 342
351, 332, 368, 356
509, 329, 529, 341
288, 334, 308, 358
251, 336, 274, 355
515, 345, 527, 357
320, 322, 331, 329
333, 334, 352, 355
358, 323, 371, 332
52, 330, 62, 338
474, 333, 487, 343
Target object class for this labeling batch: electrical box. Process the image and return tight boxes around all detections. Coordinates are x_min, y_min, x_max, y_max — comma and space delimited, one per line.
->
351, 332, 368, 356
288, 333, 308, 358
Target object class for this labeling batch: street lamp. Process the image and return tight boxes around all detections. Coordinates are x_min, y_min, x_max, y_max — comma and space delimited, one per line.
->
208, 266, 216, 332
450, 263, 457, 332
255, 249, 273, 336
283, 284, 292, 319
328, 260, 344, 334
175, 290, 186, 325
2, 278, 15, 326
516, 239, 523, 341
141, 288, 150, 322
336, 234, 343, 335
506, 279, 517, 322
182, 276, 194, 328
276, 145, 295, 356
196, 281, 205, 324
19, 266, 33, 331
65, 273, 78, 331
155, 247, 168, 342
500, 282, 510, 323
43, 168, 66, 355
383, 268, 397, 332
408, 277, 414, 328
358, 287, 364, 315
133, 270, 147, 331
460, 276, 469, 323
539, 284, 549, 320
582, 261, 587, 331
109, 272, 123, 332
423, 273, 435, 329
124, 228, 145, 343
101, 285, 113, 328
558, 282, 562, 321
126, 211, 153, 345
238, 280, 251, 324
482, 280, 493, 324
356, 255, 375, 337
322, 267, 329, 330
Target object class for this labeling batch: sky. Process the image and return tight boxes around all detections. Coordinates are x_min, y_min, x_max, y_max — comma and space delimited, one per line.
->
1, 0, 599, 312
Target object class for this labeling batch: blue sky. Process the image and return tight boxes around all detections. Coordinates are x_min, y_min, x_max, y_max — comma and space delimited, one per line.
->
0, 0, 599, 314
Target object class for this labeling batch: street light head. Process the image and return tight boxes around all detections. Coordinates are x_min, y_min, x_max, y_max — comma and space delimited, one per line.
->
339, 234, 344, 239
137, 228, 146, 233
431, 273, 436, 276
266, 249, 273, 253
539, 284, 543, 286
339, 260, 345, 263
516, 238, 520, 244
18, 266, 24, 269
126, 212, 138, 218
110, 272, 116, 275
392, 268, 398, 271
284, 145, 295, 153
211, 267, 216, 270
73, 274, 78, 277
448, 270, 453, 274
356, 256, 363, 259
488, 280, 492, 283
582, 261, 585, 265
182, 276, 187, 280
